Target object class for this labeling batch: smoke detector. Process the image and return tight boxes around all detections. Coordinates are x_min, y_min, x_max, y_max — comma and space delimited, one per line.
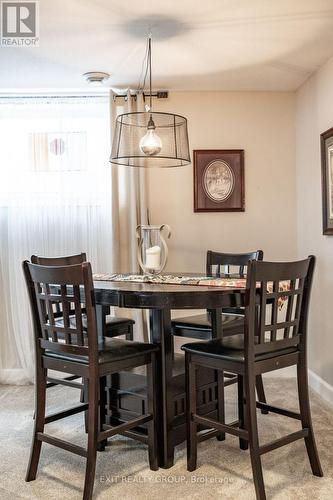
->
83, 72, 110, 85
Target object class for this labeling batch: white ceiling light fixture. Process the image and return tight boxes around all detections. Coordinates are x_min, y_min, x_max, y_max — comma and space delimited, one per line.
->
83, 72, 110, 86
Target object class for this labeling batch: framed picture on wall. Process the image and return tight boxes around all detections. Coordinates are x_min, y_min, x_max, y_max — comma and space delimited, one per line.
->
193, 149, 245, 212
321, 127, 333, 235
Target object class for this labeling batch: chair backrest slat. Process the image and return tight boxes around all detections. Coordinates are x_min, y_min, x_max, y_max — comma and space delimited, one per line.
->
270, 281, 279, 342
283, 279, 296, 338
245, 256, 314, 359
73, 284, 84, 346
258, 280, 267, 344
61, 284, 70, 341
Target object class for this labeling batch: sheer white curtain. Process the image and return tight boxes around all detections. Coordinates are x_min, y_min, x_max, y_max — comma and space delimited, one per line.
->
0, 96, 112, 384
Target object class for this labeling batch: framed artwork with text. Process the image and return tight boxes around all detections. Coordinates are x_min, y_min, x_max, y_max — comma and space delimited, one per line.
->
193, 149, 245, 212
321, 127, 333, 235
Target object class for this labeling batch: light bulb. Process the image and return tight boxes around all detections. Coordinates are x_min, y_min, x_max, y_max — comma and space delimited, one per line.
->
139, 115, 162, 156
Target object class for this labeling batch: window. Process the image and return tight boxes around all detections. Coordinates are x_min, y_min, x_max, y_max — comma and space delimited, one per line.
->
0, 95, 113, 383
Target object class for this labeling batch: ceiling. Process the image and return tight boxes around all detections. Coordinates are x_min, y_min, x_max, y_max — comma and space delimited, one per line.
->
1, 0, 333, 91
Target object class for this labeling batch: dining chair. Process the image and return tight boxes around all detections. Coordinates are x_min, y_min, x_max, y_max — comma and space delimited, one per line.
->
31, 253, 135, 394
172, 250, 263, 339
182, 256, 323, 500
171, 250, 268, 430
23, 260, 159, 500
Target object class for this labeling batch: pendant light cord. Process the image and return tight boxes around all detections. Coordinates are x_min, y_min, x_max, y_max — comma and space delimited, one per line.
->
148, 35, 152, 110
136, 34, 153, 111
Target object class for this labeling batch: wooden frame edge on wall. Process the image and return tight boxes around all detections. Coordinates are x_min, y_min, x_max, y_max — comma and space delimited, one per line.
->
193, 149, 245, 213
321, 127, 333, 235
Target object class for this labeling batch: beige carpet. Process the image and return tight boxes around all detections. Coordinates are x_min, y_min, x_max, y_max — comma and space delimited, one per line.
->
0, 378, 332, 500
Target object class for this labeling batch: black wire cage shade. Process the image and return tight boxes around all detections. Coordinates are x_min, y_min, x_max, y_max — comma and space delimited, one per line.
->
110, 111, 191, 168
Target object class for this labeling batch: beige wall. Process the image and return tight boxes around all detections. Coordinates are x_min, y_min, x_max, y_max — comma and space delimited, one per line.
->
148, 91, 297, 274
296, 55, 333, 389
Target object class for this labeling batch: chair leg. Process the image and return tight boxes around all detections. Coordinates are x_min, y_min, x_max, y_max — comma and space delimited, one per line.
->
216, 370, 225, 441
97, 377, 107, 452
255, 375, 268, 415
82, 378, 89, 433
297, 362, 323, 477
170, 334, 175, 358
83, 377, 99, 500
238, 375, 248, 450
245, 371, 266, 500
26, 367, 47, 481
80, 377, 85, 403
147, 353, 159, 471
185, 352, 197, 472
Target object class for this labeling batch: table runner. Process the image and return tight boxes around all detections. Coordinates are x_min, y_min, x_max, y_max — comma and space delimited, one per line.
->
93, 274, 290, 309
93, 273, 245, 286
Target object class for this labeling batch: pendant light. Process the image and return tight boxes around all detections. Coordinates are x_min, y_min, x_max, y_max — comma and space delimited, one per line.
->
110, 35, 191, 168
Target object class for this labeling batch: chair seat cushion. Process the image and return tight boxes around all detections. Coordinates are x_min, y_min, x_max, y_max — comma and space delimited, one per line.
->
45, 338, 158, 365
172, 313, 244, 338
181, 334, 298, 362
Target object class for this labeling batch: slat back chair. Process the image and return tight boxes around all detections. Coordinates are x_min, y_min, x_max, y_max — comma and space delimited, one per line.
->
30, 254, 92, 392
30, 263, 95, 357
23, 261, 158, 500
172, 250, 264, 342
183, 256, 323, 500
206, 250, 263, 315
172, 250, 267, 427
207, 249, 263, 278
247, 259, 309, 358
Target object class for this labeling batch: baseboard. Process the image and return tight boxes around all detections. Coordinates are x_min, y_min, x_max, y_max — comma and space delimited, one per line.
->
264, 367, 333, 407
308, 370, 333, 408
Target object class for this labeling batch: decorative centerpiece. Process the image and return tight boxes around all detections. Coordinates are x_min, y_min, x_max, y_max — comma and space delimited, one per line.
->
136, 224, 171, 275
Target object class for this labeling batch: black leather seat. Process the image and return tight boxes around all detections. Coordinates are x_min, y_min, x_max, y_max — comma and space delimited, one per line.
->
182, 334, 298, 362
172, 313, 244, 340
45, 338, 158, 364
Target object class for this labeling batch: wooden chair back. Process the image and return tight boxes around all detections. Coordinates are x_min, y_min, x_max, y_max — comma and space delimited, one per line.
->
31, 253, 86, 266
23, 261, 98, 360
245, 256, 315, 359
206, 250, 263, 277
31, 254, 87, 316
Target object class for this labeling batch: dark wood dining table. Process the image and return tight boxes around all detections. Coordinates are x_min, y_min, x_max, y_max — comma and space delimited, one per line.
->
93, 276, 246, 468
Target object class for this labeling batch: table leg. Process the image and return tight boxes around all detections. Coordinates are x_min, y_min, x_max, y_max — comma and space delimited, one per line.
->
211, 308, 222, 339
211, 308, 226, 440
149, 309, 174, 468
96, 305, 110, 340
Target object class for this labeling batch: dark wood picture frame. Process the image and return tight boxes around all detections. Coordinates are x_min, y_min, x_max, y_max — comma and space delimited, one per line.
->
321, 127, 333, 235
193, 149, 244, 212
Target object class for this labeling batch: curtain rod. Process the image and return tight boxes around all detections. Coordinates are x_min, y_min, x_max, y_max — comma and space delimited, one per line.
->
0, 94, 107, 100
0, 92, 168, 100
113, 91, 168, 99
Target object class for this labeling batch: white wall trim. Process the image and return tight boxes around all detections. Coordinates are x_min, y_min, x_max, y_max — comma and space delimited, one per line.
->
309, 370, 333, 408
